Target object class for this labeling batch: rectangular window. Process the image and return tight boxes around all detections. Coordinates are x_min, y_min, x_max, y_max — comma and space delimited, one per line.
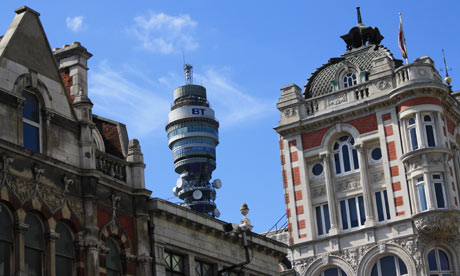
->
375, 190, 391, 222
432, 174, 446, 209
417, 177, 428, 212
340, 195, 366, 230
195, 260, 213, 276
409, 127, 418, 150
22, 91, 41, 152
315, 204, 331, 236
164, 251, 185, 276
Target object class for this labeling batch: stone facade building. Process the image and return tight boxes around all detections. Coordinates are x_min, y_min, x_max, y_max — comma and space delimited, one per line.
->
0, 6, 286, 276
275, 9, 460, 276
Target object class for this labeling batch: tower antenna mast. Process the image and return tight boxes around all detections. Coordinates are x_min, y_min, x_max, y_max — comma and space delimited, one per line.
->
442, 49, 452, 92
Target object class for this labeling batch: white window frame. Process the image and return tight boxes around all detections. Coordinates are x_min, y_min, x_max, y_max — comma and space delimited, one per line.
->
339, 195, 365, 231
427, 247, 453, 275
373, 256, 408, 276
432, 173, 447, 209
422, 113, 437, 147
343, 72, 357, 88
332, 136, 359, 176
416, 176, 428, 212
407, 117, 419, 151
314, 203, 330, 237
22, 90, 42, 153
374, 190, 391, 223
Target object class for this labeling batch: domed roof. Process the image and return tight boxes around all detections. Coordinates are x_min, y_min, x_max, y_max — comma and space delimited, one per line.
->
304, 7, 402, 99
304, 45, 400, 99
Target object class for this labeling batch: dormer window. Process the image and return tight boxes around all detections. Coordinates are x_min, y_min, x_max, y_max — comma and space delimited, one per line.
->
22, 90, 41, 152
343, 73, 357, 88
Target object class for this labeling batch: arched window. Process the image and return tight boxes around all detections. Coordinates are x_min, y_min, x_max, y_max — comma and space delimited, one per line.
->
371, 255, 408, 276
22, 90, 41, 152
0, 205, 12, 276
407, 117, 418, 150
106, 239, 122, 276
343, 73, 357, 88
24, 213, 44, 275
333, 136, 359, 175
423, 114, 437, 147
320, 267, 347, 276
428, 248, 453, 275
55, 222, 75, 274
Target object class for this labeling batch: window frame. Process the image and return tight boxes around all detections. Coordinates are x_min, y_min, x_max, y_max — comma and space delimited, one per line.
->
320, 267, 347, 276
407, 117, 419, 151
374, 190, 391, 223
368, 147, 383, 165
0, 204, 13, 276
339, 195, 366, 231
416, 176, 428, 212
195, 259, 214, 276
332, 135, 359, 176
422, 113, 437, 147
55, 222, 76, 276
24, 213, 45, 276
22, 90, 43, 153
315, 203, 331, 237
371, 255, 408, 276
427, 247, 453, 275
311, 162, 324, 178
164, 250, 186, 276
105, 238, 122, 276
432, 174, 447, 209
343, 72, 358, 88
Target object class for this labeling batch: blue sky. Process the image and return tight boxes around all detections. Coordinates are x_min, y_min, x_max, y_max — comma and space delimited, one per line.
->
1, 1, 459, 232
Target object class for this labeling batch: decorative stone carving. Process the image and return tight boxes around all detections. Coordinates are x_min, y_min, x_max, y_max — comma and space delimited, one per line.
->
375, 79, 389, 90
1, 155, 14, 187
413, 210, 460, 238
336, 177, 361, 192
306, 100, 318, 115
405, 158, 422, 171
428, 157, 443, 166
312, 185, 326, 197
283, 107, 298, 118
331, 244, 373, 272
111, 194, 121, 222
327, 93, 347, 107
371, 171, 384, 184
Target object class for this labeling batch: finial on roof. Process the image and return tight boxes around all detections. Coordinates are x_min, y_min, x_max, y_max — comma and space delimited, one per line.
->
442, 49, 452, 92
184, 64, 193, 85
356, 7, 363, 24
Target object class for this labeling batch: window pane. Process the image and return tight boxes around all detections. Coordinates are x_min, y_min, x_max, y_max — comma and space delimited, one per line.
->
418, 185, 428, 211
426, 125, 436, 147
55, 223, 75, 257
348, 198, 358, 228
428, 250, 437, 271
340, 200, 348, 230
312, 164, 323, 176
358, 196, 365, 225
56, 255, 73, 275
380, 256, 397, 276
375, 191, 384, 222
383, 191, 391, 220
438, 250, 450, 270
323, 205, 331, 234
23, 123, 39, 152
342, 145, 351, 172
371, 265, 379, 276
23, 91, 40, 122
324, 268, 339, 276
0, 241, 10, 276
410, 128, 418, 150
398, 257, 408, 274
371, 148, 382, 161
434, 183, 445, 208
0, 207, 11, 241
25, 248, 42, 276
334, 154, 341, 174
424, 115, 432, 122
316, 206, 323, 236
409, 118, 415, 125
106, 239, 121, 271
25, 214, 43, 249
352, 149, 359, 169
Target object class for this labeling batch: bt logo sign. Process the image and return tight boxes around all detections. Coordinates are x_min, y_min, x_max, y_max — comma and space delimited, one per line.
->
192, 108, 206, 115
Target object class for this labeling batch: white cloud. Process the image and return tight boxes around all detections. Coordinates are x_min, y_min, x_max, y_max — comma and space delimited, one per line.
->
89, 62, 272, 139
66, 16, 85, 32
89, 61, 170, 139
129, 11, 198, 54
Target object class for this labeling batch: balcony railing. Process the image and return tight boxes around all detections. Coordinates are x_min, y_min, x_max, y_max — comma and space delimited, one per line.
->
95, 150, 127, 182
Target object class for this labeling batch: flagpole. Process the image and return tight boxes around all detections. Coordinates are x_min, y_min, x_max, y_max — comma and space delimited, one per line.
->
399, 12, 409, 64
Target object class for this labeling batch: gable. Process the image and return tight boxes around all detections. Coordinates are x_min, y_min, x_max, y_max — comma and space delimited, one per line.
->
0, 7, 61, 82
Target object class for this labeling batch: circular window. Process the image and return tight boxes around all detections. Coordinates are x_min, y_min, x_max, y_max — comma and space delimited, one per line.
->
371, 148, 382, 161
312, 163, 324, 176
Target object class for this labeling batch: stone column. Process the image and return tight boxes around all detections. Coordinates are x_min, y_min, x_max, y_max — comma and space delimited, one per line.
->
134, 195, 152, 276
356, 144, 375, 227
82, 176, 100, 276
14, 223, 28, 276
321, 152, 338, 234
46, 230, 60, 276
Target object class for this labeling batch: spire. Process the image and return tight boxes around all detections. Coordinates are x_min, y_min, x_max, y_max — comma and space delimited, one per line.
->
442, 49, 452, 92
356, 7, 363, 24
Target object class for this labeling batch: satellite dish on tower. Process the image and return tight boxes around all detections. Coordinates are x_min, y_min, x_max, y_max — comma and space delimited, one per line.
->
173, 187, 178, 196
192, 190, 203, 200
212, 179, 222, 189
176, 178, 184, 189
